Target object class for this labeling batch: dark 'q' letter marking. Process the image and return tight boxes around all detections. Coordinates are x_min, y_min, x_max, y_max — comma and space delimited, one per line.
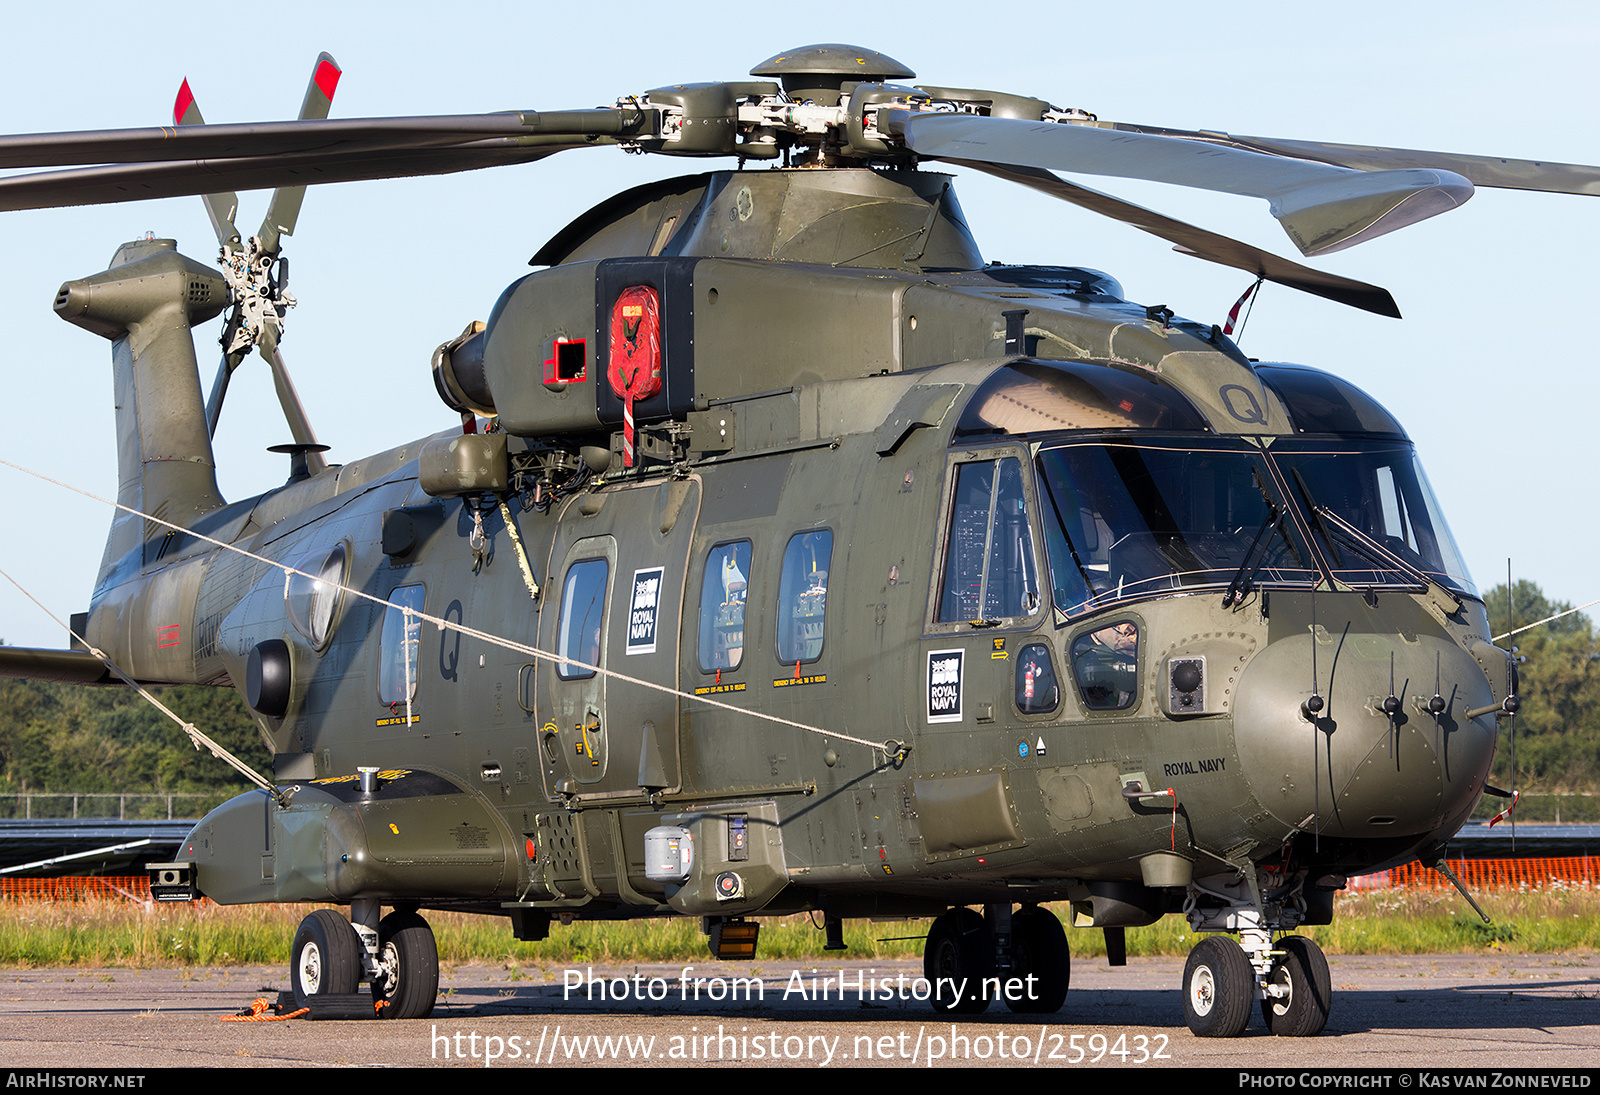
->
1219, 384, 1266, 426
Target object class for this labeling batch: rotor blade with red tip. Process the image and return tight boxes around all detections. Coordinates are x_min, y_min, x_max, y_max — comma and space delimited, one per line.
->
259, 52, 342, 253
173, 77, 242, 251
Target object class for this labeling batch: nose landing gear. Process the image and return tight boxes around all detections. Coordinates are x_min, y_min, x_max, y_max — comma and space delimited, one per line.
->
1180, 873, 1332, 1037
289, 908, 362, 1009
372, 909, 441, 1020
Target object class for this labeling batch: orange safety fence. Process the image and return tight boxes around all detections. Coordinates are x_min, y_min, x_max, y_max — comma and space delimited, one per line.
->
1, 875, 155, 901
1370, 857, 1597, 891
2, 860, 1597, 902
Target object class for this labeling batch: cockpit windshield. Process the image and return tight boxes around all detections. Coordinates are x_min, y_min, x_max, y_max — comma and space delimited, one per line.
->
1037, 437, 1475, 618
1273, 440, 1475, 598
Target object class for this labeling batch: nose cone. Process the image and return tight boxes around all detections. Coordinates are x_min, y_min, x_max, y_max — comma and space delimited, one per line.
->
1232, 632, 1498, 842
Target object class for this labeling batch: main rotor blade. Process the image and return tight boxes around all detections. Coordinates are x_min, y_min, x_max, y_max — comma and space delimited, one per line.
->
899, 113, 1473, 256
0, 141, 582, 213
0, 109, 638, 169
173, 79, 241, 251
1109, 123, 1600, 197
957, 160, 1400, 318
259, 52, 343, 253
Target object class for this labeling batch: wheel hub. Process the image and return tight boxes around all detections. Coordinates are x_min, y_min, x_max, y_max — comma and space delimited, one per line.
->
1267, 960, 1294, 1015
377, 941, 401, 1000
299, 941, 322, 994
1190, 965, 1216, 1016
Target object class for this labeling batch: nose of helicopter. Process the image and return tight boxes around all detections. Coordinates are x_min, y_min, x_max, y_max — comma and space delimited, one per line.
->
1230, 630, 1499, 843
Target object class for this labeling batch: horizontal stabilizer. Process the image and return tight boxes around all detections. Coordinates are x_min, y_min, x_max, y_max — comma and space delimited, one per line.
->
0, 647, 123, 686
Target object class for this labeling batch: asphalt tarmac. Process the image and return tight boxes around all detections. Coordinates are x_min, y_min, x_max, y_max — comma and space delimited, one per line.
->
0, 954, 1596, 1069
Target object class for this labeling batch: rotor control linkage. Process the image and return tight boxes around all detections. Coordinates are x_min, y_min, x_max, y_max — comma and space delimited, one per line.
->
218, 236, 295, 355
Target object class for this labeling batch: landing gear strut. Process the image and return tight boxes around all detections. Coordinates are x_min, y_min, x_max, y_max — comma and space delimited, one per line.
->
922, 904, 1070, 1015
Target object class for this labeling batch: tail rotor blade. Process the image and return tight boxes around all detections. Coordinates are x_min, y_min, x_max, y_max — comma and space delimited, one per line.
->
203, 349, 249, 437
259, 329, 327, 477
173, 78, 242, 252
258, 53, 341, 253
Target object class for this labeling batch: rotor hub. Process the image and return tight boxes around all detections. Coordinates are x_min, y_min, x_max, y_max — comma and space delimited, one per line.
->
750, 43, 913, 106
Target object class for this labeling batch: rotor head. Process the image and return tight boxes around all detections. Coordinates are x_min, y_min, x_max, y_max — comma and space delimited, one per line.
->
750, 43, 914, 106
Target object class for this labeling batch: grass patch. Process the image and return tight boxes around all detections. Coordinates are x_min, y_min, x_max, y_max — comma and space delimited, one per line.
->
0, 885, 1595, 969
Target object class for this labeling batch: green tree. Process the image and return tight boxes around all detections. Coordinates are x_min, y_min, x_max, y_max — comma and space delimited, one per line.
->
1478, 581, 1600, 793
0, 678, 268, 817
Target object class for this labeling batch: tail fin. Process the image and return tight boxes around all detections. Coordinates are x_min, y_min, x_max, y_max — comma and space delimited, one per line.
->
55, 238, 229, 589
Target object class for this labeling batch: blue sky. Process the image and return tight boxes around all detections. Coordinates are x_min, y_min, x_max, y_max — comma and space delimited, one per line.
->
0, 1, 1594, 645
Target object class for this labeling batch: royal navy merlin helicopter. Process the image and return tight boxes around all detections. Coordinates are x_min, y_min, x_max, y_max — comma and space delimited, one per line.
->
0, 43, 1590, 1036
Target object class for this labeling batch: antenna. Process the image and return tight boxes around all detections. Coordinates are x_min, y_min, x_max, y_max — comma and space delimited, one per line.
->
1507, 559, 1517, 851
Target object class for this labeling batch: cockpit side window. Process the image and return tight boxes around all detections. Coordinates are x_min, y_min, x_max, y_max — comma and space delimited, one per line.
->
938, 457, 1041, 623
1071, 621, 1139, 711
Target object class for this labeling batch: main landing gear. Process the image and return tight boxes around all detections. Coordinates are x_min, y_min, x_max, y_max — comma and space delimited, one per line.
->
289, 903, 439, 1019
1180, 872, 1332, 1037
922, 904, 1070, 1015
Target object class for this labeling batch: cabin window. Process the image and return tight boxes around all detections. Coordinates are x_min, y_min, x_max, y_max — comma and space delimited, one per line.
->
285, 543, 346, 650
557, 559, 609, 680
938, 457, 1041, 623
1070, 621, 1139, 711
777, 530, 832, 664
1015, 643, 1061, 715
378, 584, 426, 705
699, 540, 751, 673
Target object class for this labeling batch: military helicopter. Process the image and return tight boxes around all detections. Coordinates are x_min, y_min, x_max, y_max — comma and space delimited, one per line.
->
0, 41, 1592, 1037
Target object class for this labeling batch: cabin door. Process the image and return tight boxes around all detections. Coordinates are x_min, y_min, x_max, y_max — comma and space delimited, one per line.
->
538, 479, 700, 800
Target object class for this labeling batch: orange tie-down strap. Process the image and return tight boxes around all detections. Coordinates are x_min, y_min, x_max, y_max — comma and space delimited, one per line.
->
220, 998, 311, 1022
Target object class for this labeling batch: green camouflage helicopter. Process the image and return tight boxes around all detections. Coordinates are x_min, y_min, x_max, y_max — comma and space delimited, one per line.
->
0, 43, 1589, 1036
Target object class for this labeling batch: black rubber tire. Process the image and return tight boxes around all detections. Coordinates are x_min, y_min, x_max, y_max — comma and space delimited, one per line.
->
1006, 905, 1070, 1014
290, 909, 361, 1010
1182, 935, 1254, 1037
374, 910, 439, 1020
923, 907, 990, 1015
1261, 935, 1332, 1037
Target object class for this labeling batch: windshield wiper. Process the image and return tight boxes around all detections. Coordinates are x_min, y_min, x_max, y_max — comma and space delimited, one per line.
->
1311, 506, 1461, 609
1222, 505, 1282, 608
1223, 466, 1305, 607
1289, 468, 1343, 568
